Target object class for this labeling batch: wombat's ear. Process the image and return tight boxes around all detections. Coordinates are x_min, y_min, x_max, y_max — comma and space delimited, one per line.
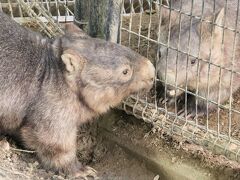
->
163, 0, 169, 6
64, 23, 88, 37
213, 8, 225, 37
197, 8, 224, 40
160, 7, 179, 26
61, 49, 86, 73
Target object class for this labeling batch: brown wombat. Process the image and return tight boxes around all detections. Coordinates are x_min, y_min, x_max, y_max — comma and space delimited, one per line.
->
0, 12, 155, 178
156, 0, 240, 117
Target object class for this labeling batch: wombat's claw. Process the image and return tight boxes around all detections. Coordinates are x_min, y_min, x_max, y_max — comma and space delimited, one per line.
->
177, 109, 185, 117
177, 109, 196, 120
157, 97, 169, 106
158, 97, 164, 103
186, 113, 196, 120
161, 98, 168, 104
73, 166, 98, 180
177, 99, 182, 104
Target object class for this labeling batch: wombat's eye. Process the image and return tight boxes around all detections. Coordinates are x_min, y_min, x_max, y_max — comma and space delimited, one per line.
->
118, 65, 132, 82
191, 59, 196, 65
123, 69, 129, 75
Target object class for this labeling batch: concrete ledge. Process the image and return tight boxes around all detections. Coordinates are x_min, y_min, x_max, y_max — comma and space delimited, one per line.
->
98, 110, 240, 180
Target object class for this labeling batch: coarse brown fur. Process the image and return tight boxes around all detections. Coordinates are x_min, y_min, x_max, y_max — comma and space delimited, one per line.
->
0, 12, 155, 177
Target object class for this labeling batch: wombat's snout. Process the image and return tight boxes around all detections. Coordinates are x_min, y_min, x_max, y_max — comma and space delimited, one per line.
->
140, 60, 155, 90
147, 60, 155, 82
157, 67, 176, 84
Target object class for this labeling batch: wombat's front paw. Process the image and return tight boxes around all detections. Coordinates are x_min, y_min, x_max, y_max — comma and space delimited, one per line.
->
157, 90, 185, 108
156, 83, 185, 108
157, 96, 179, 107
72, 166, 98, 180
177, 108, 197, 119
177, 102, 206, 119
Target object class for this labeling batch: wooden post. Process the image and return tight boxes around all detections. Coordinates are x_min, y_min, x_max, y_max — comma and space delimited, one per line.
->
88, 0, 109, 39
74, 0, 90, 30
74, 0, 122, 42
105, 0, 122, 43
87, 0, 122, 43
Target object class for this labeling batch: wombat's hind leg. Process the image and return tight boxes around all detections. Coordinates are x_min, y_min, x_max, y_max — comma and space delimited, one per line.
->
20, 125, 98, 179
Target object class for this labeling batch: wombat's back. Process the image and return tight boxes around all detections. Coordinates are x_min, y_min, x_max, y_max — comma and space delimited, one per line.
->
0, 12, 46, 75
169, 0, 240, 30
0, 12, 61, 128
0, 12, 63, 86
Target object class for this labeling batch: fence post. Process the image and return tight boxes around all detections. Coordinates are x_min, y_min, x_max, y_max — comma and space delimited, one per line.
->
74, 0, 122, 43
88, 0, 109, 39
105, 0, 122, 43
74, 0, 90, 30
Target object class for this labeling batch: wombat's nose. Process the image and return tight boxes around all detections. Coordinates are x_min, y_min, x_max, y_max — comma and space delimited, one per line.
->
134, 59, 155, 92
147, 60, 155, 80
143, 60, 155, 88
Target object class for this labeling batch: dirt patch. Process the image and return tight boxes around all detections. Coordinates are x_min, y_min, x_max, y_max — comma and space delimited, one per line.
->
0, 134, 156, 180
1, 109, 240, 180
93, 143, 156, 180
101, 110, 240, 179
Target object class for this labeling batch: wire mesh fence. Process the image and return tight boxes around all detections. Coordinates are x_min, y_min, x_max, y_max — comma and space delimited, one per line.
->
119, 0, 240, 163
123, 0, 157, 14
0, 0, 74, 37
